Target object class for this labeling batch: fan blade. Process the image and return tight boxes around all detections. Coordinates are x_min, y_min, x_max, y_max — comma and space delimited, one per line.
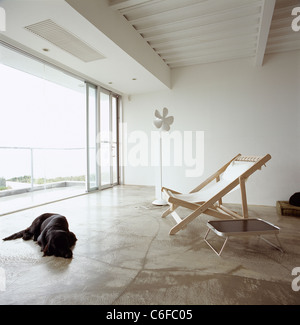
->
153, 119, 163, 129
165, 116, 174, 126
162, 107, 168, 118
155, 110, 162, 119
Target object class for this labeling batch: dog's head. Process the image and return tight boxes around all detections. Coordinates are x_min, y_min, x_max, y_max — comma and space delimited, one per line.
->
43, 231, 77, 259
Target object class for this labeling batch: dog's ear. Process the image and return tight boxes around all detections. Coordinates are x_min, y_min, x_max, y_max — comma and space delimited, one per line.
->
68, 232, 77, 247
43, 242, 54, 256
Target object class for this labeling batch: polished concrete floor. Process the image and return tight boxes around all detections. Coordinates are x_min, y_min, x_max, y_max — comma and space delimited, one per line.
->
0, 185, 299, 305
0, 184, 85, 216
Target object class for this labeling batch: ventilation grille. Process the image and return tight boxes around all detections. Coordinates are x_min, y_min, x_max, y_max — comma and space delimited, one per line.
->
24, 19, 105, 62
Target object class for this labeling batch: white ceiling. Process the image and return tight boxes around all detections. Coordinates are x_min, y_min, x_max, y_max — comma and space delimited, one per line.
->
0, 0, 299, 95
0, 0, 170, 95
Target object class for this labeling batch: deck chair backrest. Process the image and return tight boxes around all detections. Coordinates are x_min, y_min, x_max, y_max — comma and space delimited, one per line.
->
221, 155, 263, 182
221, 161, 255, 182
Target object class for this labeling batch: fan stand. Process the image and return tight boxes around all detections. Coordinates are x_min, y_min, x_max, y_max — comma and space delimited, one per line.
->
152, 198, 168, 206
152, 133, 168, 206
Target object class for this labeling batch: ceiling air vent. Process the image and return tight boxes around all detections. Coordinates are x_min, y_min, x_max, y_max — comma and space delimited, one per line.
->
24, 19, 105, 62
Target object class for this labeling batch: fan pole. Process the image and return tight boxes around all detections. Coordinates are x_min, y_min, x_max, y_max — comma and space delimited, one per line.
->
152, 132, 168, 206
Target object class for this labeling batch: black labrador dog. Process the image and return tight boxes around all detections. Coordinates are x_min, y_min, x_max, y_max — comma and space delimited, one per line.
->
3, 213, 77, 258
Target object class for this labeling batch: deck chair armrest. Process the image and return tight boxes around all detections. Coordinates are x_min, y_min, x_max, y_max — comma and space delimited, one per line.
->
168, 196, 200, 210
161, 187, 181, 195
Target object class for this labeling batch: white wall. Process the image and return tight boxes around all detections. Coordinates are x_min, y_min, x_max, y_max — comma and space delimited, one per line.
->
122, 51, 300, 206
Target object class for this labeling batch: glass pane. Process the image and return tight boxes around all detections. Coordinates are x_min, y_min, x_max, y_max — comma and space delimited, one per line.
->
100, 92, 111, 187
112, 96, 118, 184
0, 149, 31, 192
87, 84, 97, 190
0, 44, 86, 214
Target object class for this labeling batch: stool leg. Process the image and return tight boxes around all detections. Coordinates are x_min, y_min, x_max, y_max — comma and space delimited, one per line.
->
259, 234, 284, 253
204, 229, 228, 256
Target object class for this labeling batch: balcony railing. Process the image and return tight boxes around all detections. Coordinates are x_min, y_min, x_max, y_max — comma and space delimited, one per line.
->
0, 146, 86, 197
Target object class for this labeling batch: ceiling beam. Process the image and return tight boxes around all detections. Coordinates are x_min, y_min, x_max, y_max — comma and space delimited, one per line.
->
66, 0, 171, 89
109, 0, 151, 10
255, 0, 276, 66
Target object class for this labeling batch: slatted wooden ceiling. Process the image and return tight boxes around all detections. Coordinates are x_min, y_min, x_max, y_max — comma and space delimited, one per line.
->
266, 0, 300, 54
109, 0, 300, 68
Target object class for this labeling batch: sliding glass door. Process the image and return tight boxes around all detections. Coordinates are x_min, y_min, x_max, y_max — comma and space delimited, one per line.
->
86, 83, 98, 191
111, 95, 119, 185
86, 87, 119, 191
0, 43, 87, 214
99, 90, 119, 189
0, 42, 120, 213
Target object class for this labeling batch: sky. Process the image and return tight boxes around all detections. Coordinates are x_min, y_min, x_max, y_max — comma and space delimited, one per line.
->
0, 63, 86, 179
0, 63, 86, 148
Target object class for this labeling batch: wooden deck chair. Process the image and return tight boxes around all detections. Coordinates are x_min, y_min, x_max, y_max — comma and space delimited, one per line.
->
161, 154, 271, 235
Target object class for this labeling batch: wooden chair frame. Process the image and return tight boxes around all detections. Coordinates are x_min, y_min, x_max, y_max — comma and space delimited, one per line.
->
161, 154, 271, 235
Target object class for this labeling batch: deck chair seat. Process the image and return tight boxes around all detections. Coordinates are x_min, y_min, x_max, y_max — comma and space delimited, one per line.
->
166, 179, 232, 203
161, 154, 271, 235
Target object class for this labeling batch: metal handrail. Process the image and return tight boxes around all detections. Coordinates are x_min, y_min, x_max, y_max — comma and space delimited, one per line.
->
0, 146, 86, 189
0, 146, 85, 150
0, 144, 117, 191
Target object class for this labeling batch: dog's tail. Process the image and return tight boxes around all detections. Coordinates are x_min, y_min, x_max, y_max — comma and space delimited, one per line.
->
3, 229, 27, 241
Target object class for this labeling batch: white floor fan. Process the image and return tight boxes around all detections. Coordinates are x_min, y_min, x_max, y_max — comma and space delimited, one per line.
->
152, 107, 174, 206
